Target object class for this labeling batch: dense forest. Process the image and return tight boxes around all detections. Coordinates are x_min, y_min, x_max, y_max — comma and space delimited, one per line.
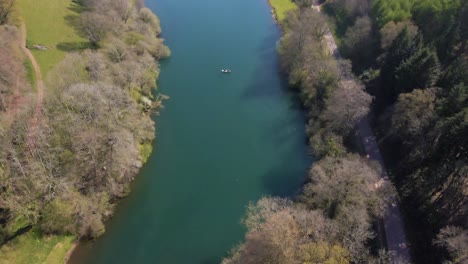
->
0, 0, 168, 243
322, 0, 467, 263
225, 0, 467, 263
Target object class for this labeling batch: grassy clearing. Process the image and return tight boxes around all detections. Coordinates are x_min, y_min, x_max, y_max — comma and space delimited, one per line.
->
16, 0, 89, 76
0, 228, 75, 264
269, 0, 297, 23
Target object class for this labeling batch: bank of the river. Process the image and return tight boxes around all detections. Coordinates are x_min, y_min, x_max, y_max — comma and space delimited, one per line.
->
268, 0, 297, 23
0, 0, 167, 263
69, 0, 310, 263
0, 0, 82, 262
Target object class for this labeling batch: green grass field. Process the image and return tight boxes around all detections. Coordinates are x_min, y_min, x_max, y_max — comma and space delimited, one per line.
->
0, 229, 75, 264
16, 0, 89, 76
269, 0, 297, 23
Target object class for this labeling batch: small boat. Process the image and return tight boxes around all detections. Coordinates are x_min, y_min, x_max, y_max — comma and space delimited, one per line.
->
221, 69, 232, 73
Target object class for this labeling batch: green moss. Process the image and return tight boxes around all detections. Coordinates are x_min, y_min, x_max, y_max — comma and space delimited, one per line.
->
125, 32, 146, 45
138, 142, 153, 164
130, 88, 143, 102
0, 228, 75, 264
269, 0, 297, 24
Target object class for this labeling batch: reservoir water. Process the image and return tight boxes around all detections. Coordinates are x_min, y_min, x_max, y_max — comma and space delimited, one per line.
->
72, 0, 310, 263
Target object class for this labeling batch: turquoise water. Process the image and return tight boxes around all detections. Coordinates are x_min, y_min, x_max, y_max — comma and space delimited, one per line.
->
72, 0, 310, 263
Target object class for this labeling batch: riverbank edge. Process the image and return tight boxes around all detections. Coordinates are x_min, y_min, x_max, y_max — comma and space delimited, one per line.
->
0, 1, 166, 263
63, 11, 167, 264
0, 0, 80, 262
253, 0, 393, 260
267, 0, 280, 24
267, 0, 297, 26
63, 242, 78, 264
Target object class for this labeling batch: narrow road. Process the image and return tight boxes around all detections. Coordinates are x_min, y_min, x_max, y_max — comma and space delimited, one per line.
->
21, 23, 44, 151
312, 4, 412, 263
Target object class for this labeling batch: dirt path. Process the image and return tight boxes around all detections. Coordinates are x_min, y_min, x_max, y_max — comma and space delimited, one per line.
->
313, 4, 412, 263
21, 23, 44, 151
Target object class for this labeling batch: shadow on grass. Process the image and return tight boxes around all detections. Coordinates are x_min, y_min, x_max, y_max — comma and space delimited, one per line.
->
64, 14, 80, 31
63, 0, 92, 49
1, 225, 32, 245
63, 14, 93, 49
56, 41, 92, 52
69, 0, 89, 13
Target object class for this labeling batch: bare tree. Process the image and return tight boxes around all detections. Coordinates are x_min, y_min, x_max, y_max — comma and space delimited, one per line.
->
0, 0, 15, 25
223, 197, 349, 264
112, 0, 132, 22
278, 8, 327, 83
138, 7, 161, 35
391, 88, 436, 138
380, 21, 418, 50
79, 12, 111, 46
343, 15, 373, 62
300, 155, 392, 262
322, 80, 372, 133
436, 226, 468, 263
301, 155, 387, 218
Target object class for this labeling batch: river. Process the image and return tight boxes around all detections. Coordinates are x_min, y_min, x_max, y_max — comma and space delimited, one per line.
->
70, 0, 310, 263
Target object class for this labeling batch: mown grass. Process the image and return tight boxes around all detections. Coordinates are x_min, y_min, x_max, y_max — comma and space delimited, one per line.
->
269, 0, 297, 23
16, 0, 89, 76
0, 228, 75, 264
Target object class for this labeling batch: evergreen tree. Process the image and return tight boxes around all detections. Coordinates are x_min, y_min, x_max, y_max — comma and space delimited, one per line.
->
380, 28, 418, 101
395, 47, 440, 93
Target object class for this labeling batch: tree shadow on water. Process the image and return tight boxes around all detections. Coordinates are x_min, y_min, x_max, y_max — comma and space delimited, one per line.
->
261, 161, 310, 198
242, 24, 303, 113
242, 26, 284, 99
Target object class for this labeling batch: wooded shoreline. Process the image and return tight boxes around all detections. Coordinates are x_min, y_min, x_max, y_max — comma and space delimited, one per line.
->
0, 0, 169, 262
229, 1, 467, 263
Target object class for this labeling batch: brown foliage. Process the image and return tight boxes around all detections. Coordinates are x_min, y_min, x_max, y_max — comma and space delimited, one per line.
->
223, 198, 350, 264
0, 0, 14, 25
0, 0, 167, 240
436, 226, 468, 264
391, 88, 436, 138
379, 21, 418, 50
322, 80, 372, 134
299, 155, 393, 262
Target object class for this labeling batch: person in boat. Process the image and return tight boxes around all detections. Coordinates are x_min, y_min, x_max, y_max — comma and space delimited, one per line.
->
221, 69, 232, 73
